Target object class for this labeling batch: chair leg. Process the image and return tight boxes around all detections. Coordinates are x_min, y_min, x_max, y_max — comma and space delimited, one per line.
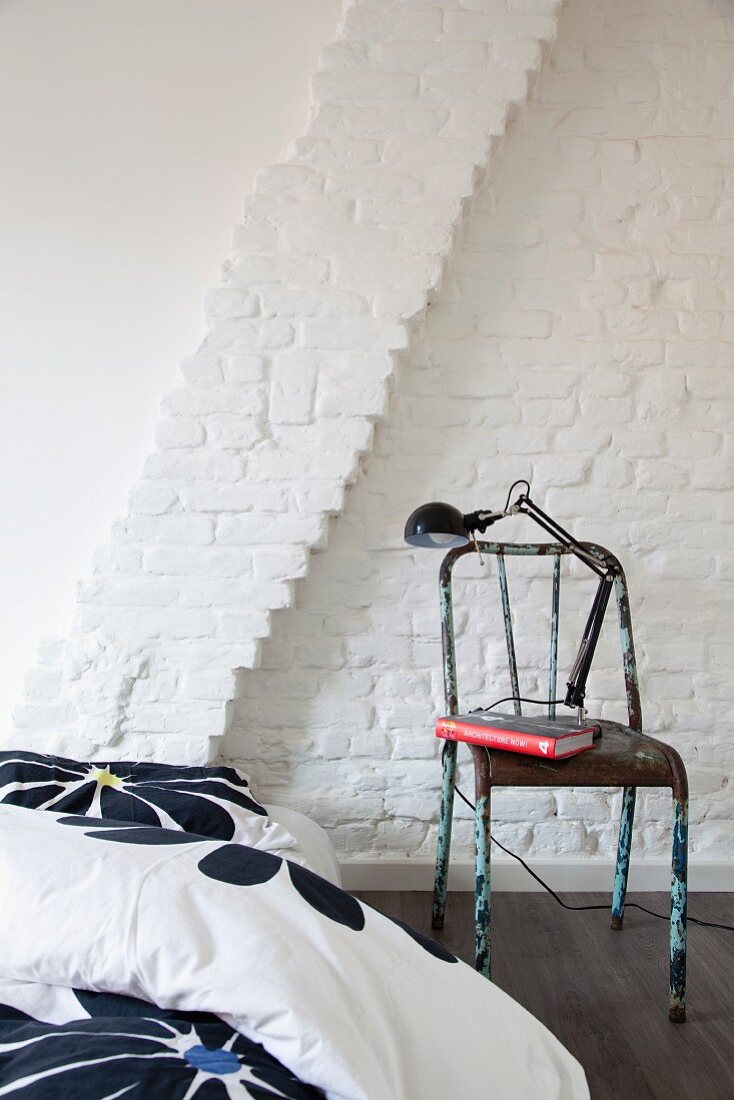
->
474, 788, 492, 979
669, 793, 688, 1023
611, 785, 637, 930
432, 741, 457, 930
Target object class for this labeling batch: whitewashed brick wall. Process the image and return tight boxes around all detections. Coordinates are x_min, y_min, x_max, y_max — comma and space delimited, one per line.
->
230, 0, 734, 864
12, 0, 562, 762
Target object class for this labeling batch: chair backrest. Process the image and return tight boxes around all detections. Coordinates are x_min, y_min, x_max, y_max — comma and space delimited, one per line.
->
438, 541, 642, 733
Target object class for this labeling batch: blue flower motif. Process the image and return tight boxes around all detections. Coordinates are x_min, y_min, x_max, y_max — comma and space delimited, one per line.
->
0, 1013, 324, 1098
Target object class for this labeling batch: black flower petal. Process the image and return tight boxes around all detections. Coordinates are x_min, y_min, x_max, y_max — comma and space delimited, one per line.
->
198, 844, 282, 886
58, 815, 202, 845
99, 786, 164, 826
152, 779, 268, 818
0, 1002, 34, 1022
73, 988, 221, 1026
382, 913, 458, 963
83, 826, 202, 846
0, 754, 86, 784
137, 783, 239, 838
286, 864, 365, 932
0, 784, 66, 809
48, 781, 97, 815
59, 815, 133, 828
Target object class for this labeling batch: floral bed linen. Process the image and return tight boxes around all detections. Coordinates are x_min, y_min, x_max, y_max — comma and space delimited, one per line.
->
0, 750, 300, 856
0, 981, 322, 1098
0, 805, 589, 1100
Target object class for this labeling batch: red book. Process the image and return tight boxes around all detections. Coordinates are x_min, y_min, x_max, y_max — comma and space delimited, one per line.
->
435, 711, 599, 760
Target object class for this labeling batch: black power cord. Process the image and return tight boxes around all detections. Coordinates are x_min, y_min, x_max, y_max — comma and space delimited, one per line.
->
446, 697, 734, 933
453, 783, 734, 932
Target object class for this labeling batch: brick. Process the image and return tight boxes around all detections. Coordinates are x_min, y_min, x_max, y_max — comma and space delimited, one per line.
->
254, 164, 324, 197
259, 288, 368, 321
223, 355, 265, 383
478, 310, 553, 338
179, 355, 222, 387
341, 8, 443, 40
91, 546, 142, 575
298, 319, 408, 351
444, 9, 558, 41
422, 69, 528, 104
270, 358, 317, 424
180, 670, 237, 702
215, 613, 272, 642
225, 254, 330, 287
311, 69, 419, 103
154, 419, 205, 449
128, 481, 178, 516
253, 547, 310, 582
382, 135, 488, 167
178, 483, 288, 513
204, 415, 263, 450
77, 578, 180, 608
491, 37, 543, 72
340, 102, 447, 138
333, 255, 443, 293
376, 41, 487, 73
216, 513, 327, 548
161, 385, 266, 417
142, 546, 252, 578
142, 452, 245, 482
203, 289, 258, 323
114, 516, 215, 546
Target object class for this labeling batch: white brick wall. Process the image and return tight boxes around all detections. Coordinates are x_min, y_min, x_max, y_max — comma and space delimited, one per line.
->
229, 0, 734, 864
12, 0, 562, 762
13, 0, 733, 868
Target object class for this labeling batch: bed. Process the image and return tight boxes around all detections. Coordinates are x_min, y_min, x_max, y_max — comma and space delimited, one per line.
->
0, 751, 589, 1099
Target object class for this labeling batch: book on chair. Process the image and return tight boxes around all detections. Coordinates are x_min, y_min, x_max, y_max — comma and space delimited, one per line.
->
435, 711, 599, 760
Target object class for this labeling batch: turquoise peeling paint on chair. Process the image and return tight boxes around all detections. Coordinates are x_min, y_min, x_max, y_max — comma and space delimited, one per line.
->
431, 540, 689, 1022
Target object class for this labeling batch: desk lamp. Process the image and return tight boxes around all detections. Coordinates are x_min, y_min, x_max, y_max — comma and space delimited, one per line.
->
404, 480, 618, 720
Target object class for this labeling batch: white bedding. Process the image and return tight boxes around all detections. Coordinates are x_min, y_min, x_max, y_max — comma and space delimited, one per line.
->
0, 804, 588, 1100
264, 803, 341, 886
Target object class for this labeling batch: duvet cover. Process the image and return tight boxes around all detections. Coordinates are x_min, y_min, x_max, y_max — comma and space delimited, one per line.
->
0, 804, 589, 1099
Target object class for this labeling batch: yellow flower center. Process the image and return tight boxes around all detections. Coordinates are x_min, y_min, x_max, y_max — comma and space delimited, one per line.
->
91, 766, 123, 790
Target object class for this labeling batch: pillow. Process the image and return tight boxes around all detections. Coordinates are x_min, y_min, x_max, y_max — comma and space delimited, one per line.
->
0, 750, 298, 856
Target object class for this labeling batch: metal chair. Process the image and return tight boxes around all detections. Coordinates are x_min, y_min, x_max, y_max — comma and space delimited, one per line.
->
432, 540, 689, 1022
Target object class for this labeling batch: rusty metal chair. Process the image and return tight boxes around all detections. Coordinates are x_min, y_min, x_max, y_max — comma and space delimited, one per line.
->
432, 540, 689, 1022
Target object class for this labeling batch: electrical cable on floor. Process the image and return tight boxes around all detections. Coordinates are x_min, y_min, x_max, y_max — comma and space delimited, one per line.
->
452, 783, 734, 933
446, 694, 734, 931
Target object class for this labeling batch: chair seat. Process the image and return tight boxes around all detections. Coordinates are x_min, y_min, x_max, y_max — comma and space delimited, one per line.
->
471, 720, 678, 789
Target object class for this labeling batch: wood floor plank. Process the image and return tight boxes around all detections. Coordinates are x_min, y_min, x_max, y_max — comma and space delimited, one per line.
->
356, 891, 734, 1100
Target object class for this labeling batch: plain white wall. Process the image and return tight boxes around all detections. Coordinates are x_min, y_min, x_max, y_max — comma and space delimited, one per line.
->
0, 0, 339, 736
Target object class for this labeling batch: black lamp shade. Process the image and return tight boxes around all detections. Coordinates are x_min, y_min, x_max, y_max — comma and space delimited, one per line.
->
404, 501, 469, 548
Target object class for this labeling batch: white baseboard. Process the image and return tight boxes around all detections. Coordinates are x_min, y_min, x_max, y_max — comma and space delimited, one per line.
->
340, 858, 734, 893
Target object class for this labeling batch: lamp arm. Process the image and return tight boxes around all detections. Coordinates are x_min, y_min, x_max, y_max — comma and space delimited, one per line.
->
563, 571, 614, 710
512, 494, 608, 578
513, 494, 618, 711
463, 488, 620, 716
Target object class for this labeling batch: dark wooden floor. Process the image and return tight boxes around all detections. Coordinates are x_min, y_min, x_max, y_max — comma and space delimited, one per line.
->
355, 891, 734, 1100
